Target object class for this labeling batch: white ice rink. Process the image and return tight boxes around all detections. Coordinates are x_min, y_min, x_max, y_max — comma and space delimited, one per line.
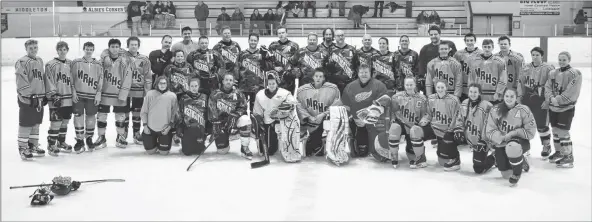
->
1, 65, 591, 221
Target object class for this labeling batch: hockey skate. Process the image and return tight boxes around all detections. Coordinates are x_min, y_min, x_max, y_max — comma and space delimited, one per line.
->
410, 154, 427, 169
241, 145, 253, 160
57, 141, 73, 153
115, 134, 128, 148
509, 174, 521, 187
548, 151, 562, 163
29, 143, 45, 157
86, 137, 96, 152
133, 131, 143, 145
172, 134, 181, 146
93, 135, 107, 150
46, 143, 60, 156
523, 154, 530, 172
73, 139, 85, 154
391, 152, 399, 169
555, 153, 574, 168
541, 144, 552, 160
19, 147, 33, 160
443, 158, 461, 171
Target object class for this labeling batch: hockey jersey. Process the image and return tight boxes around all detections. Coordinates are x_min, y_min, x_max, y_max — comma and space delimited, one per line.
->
237, 48, 267, 93
454, 99, 493, 145
100, 55, 133, 106
495, 50, 524, 89
186, 48, 220, 93
268, 39, 300, 71
253, 88, 297, 125
468, 54, 508, 101
294, 46, 327, 85
212, 40, 241, 80
418, 40, 457, 78
453, 47, 482, 94
372, 51, 397, 91
393, 49, 420, 83
341, 78, 388, 120
390, 91, 428, 132
517, 62, 554, 103
126, 51, 152, 98
318, 42, 335, 59
163, 62, 195, 96
44, 58, 74, 107
296, 82, 341, 130
178, 91, 208, 129
544, 66, 582, 113
208, 87, 248, 122
355, 46, 379, 71
71, 57, 103, 100
325, 43, 357, 87
15, 55, 45, 105
485, 104, 536, 146
426, 56, 463, 97
421, 93, 461, 138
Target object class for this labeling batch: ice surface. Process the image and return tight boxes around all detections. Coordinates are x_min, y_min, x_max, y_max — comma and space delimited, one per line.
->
1, 66, 591, 221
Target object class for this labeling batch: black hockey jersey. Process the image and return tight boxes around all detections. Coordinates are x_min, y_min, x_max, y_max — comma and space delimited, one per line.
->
163, 61, 195, 96
212, 40, 241, 80
372, 51, 397, 91
208, 87, 248, 122
355, 46, 379, 72
237, 48, 267, 93
178, 91, 208, 129
293, 46, 327, 85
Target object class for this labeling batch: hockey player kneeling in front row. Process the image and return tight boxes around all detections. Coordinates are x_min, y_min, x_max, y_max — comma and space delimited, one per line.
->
485, 88, 535, 186
141, 76, 178, 155
177, 78, 209, 156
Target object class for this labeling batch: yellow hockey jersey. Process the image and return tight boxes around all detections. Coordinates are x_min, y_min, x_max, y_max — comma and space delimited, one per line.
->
71, 57, 104, 101
390, 91, 428, 132
421, 93, 461, 138
45, 58, 74, 107
426, 56, 463, 97
485, 104, 536, 146
125, 51, 152, 98
454, 99, 492, 145
468, 54, 507, 101
100, 55, 133, 106
296, 82, 341, 131
453, 47, 482, 94
517, 62, 554, 103
495, 50, 524, 89
15, 56, 45, 105
544, 66, 582, 113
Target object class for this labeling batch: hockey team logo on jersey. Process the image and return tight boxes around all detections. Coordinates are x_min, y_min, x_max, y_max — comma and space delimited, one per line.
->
374, 60, 394, 79
282, 46, 292, 54
194, 59, 210, 73
184, 105, 205, 126
354, 91, 372, 102
303, 54, 321, 69
56, 72, 72, 86
104, 72, 122, 89
77, 70, 99, 90
500, 120, 515, 133
132, 70, 143, 83
222, 48, 238, 63
432, 108, 453, 125
435, 69, 455, 86
331, 53, 353, 78
475, 68, 498, 86
216, 99, 234, 114
32, 69, 43, 80
171, 73, 188, 90
242, 58, 264, 80
271, 50, 290, 66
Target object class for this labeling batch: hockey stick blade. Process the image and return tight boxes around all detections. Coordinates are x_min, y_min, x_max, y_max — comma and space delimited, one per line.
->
186, 136, 218, 171
250, 159, 270, 168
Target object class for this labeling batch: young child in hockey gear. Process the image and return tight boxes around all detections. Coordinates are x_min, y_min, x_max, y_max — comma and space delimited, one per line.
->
372, 37, 398, 95
426, 42, 463, 98
213, 26, 241, 83
296, 68, 341, 156
16, 39, 47, 160
266, 26, 300, 92
454, 33, 482, 102
495, 36, 524, 90
71, 42, 103, 153
124, 37, 152, 145
324, 30, 358, 93
454, 83, 496, 174
544, 52, 582, 168
44, 41, 74, 156
164, 50, 195, 145
294, 33, 327, 85
238, 33, 268, 110
485, 88, 536, 186
141, 76, 178, 155
517, 47, 554, 160
186, 36, 220, 95
253, 71, 298, 157
208, 73, 252, 159
355, 34, 378, 70
419, 80, 462, 171
393, 35, 419, 92
468, 39, 508, 104
177, 78, 209, 156
96, 39, 133, 149
341, 65, 388, 158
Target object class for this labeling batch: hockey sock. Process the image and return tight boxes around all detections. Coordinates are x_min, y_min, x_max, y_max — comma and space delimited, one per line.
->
240, 126, 250, 147
506, 142, 523, 176
48, 121, 61, 144
538, 127, 551, 147
74, 114, 85, 140
431, 139, 438, 147
58, 119, 69, 143
508, 156, 524, 176
553, 134, 560, 151
115, 113, 126, 136
29, 124, 40, 146
124, 113, 130, 138
97, 113, 108, 136
388, 136, 400, 161
560, 137, 573, 155
411, 138, 425, 160
132, 109, 141, 134
85, 115, 96, 139
18, 126, 33, 148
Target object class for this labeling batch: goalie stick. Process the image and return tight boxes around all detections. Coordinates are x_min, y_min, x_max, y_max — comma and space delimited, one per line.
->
249, 95, 270, 168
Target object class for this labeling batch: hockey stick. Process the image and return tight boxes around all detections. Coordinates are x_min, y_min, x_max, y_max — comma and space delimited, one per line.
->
250, 124, 270, 168
10, 179, 125, 189
186, 136, 218, 171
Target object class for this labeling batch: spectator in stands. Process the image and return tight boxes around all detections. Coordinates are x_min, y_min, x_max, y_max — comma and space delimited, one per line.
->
348, 5, 370, 29
231, 7, 246, 35
161, 1, 176, 28
304, 1, 316, 18
290, 1, 303, 18
574, 9, 588, 24
372, 1, 384, 18
153, 1, 163, 13
250, 9, 264, 35
194, 1, 209, 36
172, 26, 200, 56
429, 10, 441, 27
142, 1, 154, 28
149, 35, 174, 84
385, 1, 401, 13
326, 1, 346, 18
128, 1, 145, 36
416, 10, 429, 36
277, 8, 287, 29
264, 9, 275, 35
216, 7, 231, 35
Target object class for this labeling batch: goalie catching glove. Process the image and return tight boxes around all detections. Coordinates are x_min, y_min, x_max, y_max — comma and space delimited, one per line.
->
270, 102, 295, 120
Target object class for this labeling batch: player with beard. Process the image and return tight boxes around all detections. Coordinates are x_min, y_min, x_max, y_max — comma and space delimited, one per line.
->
186, 36, 220, 95
265, 26, 300, 92
324, 30, 358, 93
318, 28, 335, 55
355, 34, 379, 70
372, 37, 397, 95
495, 36, 524, 90
213, 26, 241, 83
393, 35, 419, 91
238, 33, 269, 110
418, 26, 457, 94
177, 78, 209, 156
293, 32, 326, 85
454, 33, 482, 102
468, 39, 507, 104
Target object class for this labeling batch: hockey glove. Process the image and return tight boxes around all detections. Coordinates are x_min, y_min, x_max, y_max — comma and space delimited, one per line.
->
416, 77, 426, 92
51, 94, 62, 107
473, 141, 488, 153
454, 130, 466, 144
226, 116, 238, 135
356, 104, 384, 125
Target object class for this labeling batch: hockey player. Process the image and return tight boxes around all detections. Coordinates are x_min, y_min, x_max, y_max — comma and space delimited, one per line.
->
355, 34, 378, 70
453, 83, 496, 174
495, 36, 524, 90
148, 35, 173, 84
296, 68, 341, 156
238, 33, 268, 110
16, 39, 47, 159
253, 71, 298, 157
324, 30, 357, 93
393, 35, 419, 91
186, 35, 220, 95
95, 39, 133, 149
212, 26, 241, 82
124, 37, 152, 145
341, 64, 388, 158
454, 33, 482, 102
71, 42, 103, 153
318, 28, 335, 55
418, 26, 457, 94
372, 37, 397, 95
171, 27, 200, 56
141, 76, 179, 155
208, 73, 253, 159
293, 32, 326, 85
468, 39, 508, 104
266, 26, 300, 92
425, 42, 462, 98
544, 51, 582, 168
44, 41, 74, 156
417, 80, 462, 170
164, 50, 195, 98
177, 78, 209, 155
485, 88, 536, 186
517, 47, 554, 159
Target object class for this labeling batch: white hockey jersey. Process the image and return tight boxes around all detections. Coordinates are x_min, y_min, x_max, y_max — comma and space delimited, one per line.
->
253, 88, 297, 124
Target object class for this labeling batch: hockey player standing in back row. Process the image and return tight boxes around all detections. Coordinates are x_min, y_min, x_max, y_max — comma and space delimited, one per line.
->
95, 39, 133, 149
71, 42, 103, 153
16, 39, 47, 159
454, 33, 482, 102
124, 37, 152, 145
355, 34, 378, 70
208, 73, 253, 159
293, 32, 327, 85
517, 47, 554, 160
318, 28, 335, 57
468, 39, 508, 104
486, 88, 535, 186
325, 30, 358, 93
372, 37, 398, 95
425, 42, 463, 98
238, 33, 268, 110
418, 26, 457, 94
186, 36, 220, 95
544, 51, 582, 168
213, 26, 241, 82
266, 26, 300, 91
495, 36, 524, 90
393, 35, 419, 91
44, 41, 74, 156
177, 78, 209, 156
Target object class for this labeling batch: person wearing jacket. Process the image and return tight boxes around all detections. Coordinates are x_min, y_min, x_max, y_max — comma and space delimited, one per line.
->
250, 9, 264, 35
141, 76, 178, 155
216, 7, 231, 35
263, 9, 275, 36
194, 1, 209, 36
231, 7, 245, 35
177, 78, 209, 155
127, 1, 145, 36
